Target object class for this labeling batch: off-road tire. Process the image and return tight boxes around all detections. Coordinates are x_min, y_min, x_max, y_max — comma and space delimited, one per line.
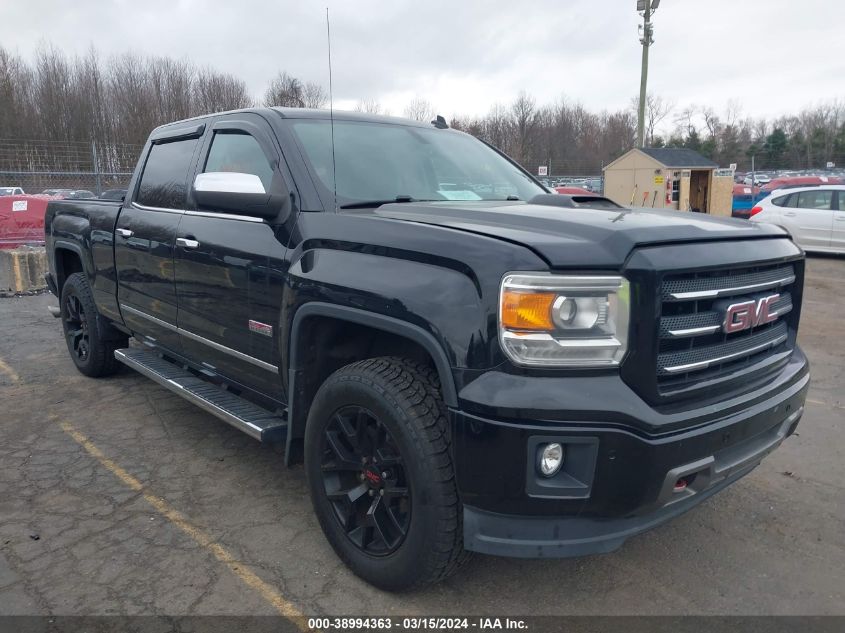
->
60, 272, 127, 377
305, 357, 470, 591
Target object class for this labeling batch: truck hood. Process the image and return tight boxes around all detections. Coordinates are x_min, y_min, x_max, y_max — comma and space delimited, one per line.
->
374, 201, 788, 268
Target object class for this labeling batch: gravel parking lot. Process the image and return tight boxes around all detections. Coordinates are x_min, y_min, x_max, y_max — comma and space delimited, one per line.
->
0, 256, 843, 619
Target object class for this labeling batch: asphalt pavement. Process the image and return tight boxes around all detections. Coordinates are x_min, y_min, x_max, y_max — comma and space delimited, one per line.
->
0, 256, 843, 618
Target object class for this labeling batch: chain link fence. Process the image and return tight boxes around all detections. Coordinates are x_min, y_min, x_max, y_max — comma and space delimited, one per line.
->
0, 138, 141, 195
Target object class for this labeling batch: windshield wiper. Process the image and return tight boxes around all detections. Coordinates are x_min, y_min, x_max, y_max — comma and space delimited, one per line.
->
340, 195, 423, 209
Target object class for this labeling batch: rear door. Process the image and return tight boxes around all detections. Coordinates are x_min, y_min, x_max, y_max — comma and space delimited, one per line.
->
779, 189, 834, 250
832, 190, 845, 251
115, 126, 203, 351
173, 114, 288, 401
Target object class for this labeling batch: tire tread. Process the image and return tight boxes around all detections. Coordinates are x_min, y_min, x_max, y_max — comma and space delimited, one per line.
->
309, 356, 470, 590
61, 272, 126, 377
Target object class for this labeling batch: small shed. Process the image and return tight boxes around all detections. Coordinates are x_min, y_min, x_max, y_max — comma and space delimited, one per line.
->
603, 148, 733, 216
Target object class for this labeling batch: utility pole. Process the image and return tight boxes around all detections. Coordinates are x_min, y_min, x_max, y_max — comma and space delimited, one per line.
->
636, 0, 658, 148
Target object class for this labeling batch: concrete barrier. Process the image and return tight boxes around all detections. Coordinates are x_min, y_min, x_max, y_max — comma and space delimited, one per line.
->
0, 246, 48, 294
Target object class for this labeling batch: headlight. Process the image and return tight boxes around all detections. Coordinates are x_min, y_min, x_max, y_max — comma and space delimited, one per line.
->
499, 273, 630, 367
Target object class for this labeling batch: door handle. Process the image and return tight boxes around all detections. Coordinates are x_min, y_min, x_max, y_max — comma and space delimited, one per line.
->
784, 212, 796, 217
835, 217, 845, 222
116, 228, 133, 238
176, 237, 200, 249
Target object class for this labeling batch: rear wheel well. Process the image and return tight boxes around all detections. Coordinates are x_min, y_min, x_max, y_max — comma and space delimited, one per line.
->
288, 315, 446, 462
55, 248, 84, 295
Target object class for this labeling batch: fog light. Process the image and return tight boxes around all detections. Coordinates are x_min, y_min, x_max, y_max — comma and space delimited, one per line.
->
538, 443, 564, 477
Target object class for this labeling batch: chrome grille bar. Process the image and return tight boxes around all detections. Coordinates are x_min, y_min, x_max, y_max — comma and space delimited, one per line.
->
668, 274, 795, 300
658, 322, 789, 375
662, 264, 796, 302
662, 334, 788, 374
666, 324, 721, 338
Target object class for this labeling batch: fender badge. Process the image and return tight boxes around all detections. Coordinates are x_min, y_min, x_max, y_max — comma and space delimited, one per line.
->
248, 320, 273, 337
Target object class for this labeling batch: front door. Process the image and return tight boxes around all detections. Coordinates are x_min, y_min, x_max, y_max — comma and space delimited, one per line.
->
115, 133, 202, 351
174, 114, 290, 401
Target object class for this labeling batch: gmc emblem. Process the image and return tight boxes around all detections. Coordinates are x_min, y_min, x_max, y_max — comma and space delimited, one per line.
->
722, 294, 780, 334
248, 320, 274, 337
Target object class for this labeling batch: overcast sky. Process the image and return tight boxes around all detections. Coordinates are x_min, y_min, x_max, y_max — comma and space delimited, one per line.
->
3, 0, 843, 127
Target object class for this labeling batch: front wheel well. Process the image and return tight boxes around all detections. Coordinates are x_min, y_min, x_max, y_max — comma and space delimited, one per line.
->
287, 313, 455, 463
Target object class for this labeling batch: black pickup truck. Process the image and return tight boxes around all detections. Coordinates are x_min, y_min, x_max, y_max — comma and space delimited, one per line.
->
45, 108, 809, 591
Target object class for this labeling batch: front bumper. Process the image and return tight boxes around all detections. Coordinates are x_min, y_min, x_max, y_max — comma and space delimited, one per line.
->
453, 349, 809, 558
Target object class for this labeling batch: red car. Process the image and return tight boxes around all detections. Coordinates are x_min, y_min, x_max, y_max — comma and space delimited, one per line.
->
760, 176, 842, 194
553, 186, 596, 195
0, 195, 49, 248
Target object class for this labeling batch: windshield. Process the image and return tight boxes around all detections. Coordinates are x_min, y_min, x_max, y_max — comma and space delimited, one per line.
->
289, 119, 544, 207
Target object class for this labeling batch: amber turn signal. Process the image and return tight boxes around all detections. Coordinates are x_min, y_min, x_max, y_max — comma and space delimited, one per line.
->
501, 291, 556, 330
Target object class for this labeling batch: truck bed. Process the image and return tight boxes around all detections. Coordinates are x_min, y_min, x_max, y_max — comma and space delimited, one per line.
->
46, 197, 123, 321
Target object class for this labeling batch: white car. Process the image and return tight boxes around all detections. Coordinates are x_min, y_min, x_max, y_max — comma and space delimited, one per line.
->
749, 185, 845, 253
0, 186, 24, 196
743, 174, 772, 187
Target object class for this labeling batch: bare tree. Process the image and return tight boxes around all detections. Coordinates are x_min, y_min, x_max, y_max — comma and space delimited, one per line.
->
701, 106, 721, 139
302, 81, 328, 109
2, 43, 844, 180
147, 56, 194, 122
752, 118, 769, 144
511, 91, 538, 165
483, 103, 511, 151
601, 110, 637, 158
673, 105, 699, 138
194, 67, 253, 114
724, 99, 742, 127
450, 115, 484, 138
631, 93, 674, 146
263, 72, 304, 107
403, 96, 434, 122
354, 98, 383, 114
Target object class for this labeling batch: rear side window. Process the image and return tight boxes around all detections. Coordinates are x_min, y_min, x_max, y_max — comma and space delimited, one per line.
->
838, 192, 845, 211
204, 132, 274, 191
136, 138, 199, 209
796, 190, 833, 210
771, 194, 791, 207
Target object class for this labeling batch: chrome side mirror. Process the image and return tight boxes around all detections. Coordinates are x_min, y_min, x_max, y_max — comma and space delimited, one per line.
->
194, 172, 267, 195
192, 172, 288, 220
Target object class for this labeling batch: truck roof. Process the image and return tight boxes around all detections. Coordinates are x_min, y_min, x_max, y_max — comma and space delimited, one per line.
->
272, 107, 434, 128
151, 107, 435, 136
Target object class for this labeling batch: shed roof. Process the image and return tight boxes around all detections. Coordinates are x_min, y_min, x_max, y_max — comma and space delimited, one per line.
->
638, 147, 718, 168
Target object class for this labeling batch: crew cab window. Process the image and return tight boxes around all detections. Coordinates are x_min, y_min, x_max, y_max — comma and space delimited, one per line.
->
136, 138, 199, 209
204, 132, 274, 191
796, 190, 833, 210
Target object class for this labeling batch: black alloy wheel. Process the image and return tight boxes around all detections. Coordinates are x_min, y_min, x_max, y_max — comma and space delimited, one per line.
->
321, 405, 411, 556
64, 293, 90, 363
59, 272, 126, 377
305, 357, 468, 590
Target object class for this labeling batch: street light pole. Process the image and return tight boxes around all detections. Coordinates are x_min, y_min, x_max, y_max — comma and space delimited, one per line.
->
636, 0, 655, 148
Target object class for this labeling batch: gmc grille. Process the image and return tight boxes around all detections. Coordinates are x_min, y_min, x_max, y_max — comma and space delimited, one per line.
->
655, 262, 797, 398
